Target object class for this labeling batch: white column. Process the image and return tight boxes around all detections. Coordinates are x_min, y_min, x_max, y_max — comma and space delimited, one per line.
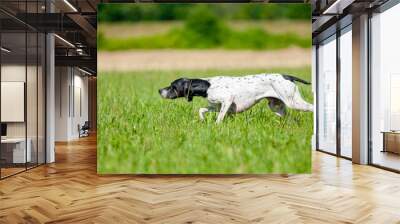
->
312, 45, 317, 151
45, 0, 55, 163
55, 67, 74, 141
352, 14, 369, 164
46, 33, 55, 163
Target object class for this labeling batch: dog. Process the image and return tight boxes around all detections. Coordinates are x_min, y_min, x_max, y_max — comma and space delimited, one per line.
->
159, 73, 313, 123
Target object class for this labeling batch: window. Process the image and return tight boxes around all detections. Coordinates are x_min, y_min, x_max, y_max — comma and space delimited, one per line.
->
370, 3, 400, 171
317, 35, 337, 154
339, 26, 352, 158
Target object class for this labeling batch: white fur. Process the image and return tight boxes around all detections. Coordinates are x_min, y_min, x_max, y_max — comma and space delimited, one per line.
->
199, 73, 313, 123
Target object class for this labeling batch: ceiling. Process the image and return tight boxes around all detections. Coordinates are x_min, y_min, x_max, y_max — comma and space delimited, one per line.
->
0, 0, 99, 74
312, 0, 390, 40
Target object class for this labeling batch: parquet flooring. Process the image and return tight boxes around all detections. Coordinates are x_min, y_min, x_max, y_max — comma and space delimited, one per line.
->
1, 135, 400, 223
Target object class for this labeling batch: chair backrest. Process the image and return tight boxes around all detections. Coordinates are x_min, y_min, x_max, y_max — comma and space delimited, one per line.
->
82, 121, 90, 129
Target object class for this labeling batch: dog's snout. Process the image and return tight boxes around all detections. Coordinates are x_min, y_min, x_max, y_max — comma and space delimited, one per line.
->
159, 88, 169, 98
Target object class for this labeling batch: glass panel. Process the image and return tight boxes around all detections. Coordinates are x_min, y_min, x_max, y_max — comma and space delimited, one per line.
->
27, 30, 38, 169
26, 0, 39, 169
371, 5, 400, 171
0, 6, 2, 179
0, 1, 46, 178
317, 35, 337, 154
38, 32, 45, 165
1, 30, 27, 177
339, 27, 352, 158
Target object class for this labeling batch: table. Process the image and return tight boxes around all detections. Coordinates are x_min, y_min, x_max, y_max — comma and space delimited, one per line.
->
1, 138, 31, 163
381, 131, 400, 154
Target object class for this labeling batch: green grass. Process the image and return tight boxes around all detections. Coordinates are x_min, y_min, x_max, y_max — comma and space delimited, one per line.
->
98, 67, 313, 174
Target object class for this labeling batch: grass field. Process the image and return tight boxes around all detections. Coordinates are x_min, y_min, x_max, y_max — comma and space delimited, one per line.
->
98, 27, 310, 51
98, 67, 313, 174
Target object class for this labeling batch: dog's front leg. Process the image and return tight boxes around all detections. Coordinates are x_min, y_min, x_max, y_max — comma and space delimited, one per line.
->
216, 97, 233, 124
199, 108, 209, 121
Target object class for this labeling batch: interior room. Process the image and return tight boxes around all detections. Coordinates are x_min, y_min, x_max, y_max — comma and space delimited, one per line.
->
0, 0, 97, 179
313, 0, 400, 173
370, 3, 400, 171
54, 66, 92, 141
0, 5, 46, 178
314, 0, 400, 171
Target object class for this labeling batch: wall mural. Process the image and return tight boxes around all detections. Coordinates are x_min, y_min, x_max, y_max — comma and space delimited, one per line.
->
97, 3, 313, 174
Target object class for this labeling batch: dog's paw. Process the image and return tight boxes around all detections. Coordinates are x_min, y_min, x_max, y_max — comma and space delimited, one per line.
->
199, 108, 208, 121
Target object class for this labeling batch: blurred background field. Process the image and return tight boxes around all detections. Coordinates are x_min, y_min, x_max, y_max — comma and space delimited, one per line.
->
97, 3, 312, 173
98, 4, 311, 72
98, 4, 311, 51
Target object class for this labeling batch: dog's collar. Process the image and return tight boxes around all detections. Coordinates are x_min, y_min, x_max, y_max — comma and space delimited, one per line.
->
173, 88, 179, 98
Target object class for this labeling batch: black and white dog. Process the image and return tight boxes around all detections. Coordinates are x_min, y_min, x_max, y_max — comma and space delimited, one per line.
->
159, 73, 313, 123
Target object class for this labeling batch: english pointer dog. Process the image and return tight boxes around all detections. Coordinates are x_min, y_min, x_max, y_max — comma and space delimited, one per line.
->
159, 74, 313, 123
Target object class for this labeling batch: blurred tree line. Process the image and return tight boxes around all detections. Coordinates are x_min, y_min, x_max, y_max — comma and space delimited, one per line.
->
98, 4, 310, 51
98, 4, 311, 22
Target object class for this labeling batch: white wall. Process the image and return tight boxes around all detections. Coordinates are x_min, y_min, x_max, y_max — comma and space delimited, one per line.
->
1, 82, 25, 122
1, 65, 26, 140
55, 67, 89, 141
55, 67, 70, 141
1, 65, 26, 81
1, 65, 29, 138
72, 73, 89, 138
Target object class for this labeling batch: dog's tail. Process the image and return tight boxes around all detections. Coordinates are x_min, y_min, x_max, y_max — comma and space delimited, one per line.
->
282, 74, 311, 85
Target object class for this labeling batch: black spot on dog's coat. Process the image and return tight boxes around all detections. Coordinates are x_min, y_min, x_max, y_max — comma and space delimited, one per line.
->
281, 74, 310, 85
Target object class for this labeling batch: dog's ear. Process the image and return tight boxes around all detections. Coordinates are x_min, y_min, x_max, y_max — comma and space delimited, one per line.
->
182, 79, 193, 102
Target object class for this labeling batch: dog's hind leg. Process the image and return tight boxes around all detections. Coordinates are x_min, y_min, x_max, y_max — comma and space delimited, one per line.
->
271, 82, 313, 113
285, 87, 313, 112
267, 97, 287, 117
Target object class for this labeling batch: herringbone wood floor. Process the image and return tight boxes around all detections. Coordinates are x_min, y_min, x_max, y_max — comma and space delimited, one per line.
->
1, 135, 400, 224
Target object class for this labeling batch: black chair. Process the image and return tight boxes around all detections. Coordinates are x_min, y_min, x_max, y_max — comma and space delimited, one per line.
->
79, 121, 90, 138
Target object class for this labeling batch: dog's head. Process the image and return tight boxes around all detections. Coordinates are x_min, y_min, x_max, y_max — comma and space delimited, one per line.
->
159, 78, 194, 101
